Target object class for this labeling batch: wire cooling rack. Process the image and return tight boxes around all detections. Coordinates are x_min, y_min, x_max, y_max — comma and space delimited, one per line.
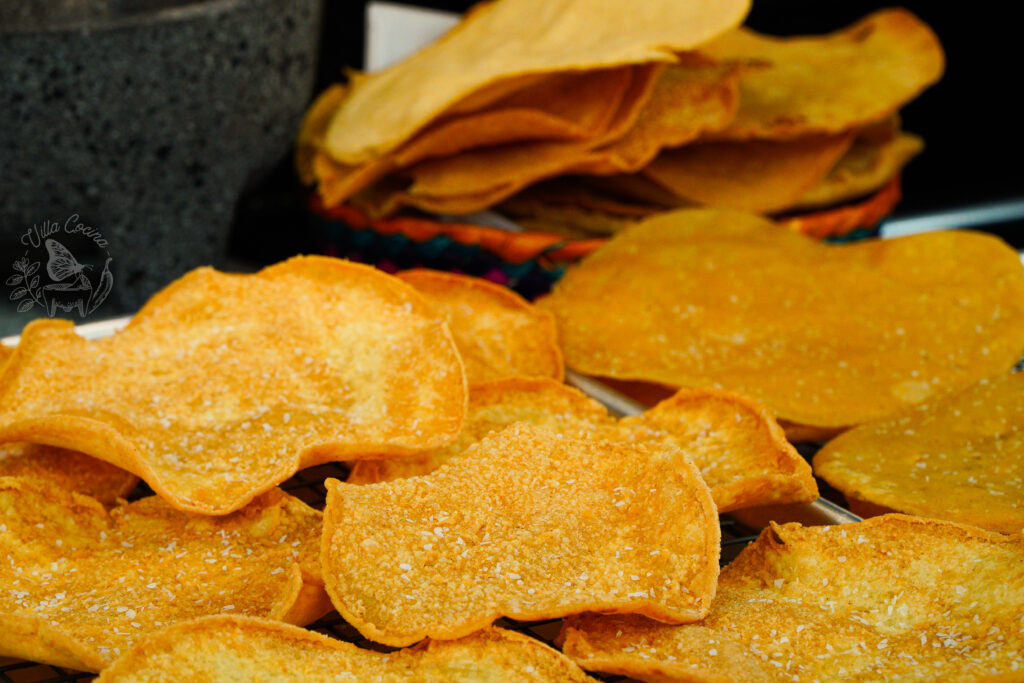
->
0, 458, 763, 682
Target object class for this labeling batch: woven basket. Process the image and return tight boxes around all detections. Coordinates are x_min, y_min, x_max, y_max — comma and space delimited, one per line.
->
308, 177, 901, 300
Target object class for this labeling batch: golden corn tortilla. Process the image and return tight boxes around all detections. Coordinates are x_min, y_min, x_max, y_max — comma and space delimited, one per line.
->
498, 125, 917, 235
303, 65, 649, 207
323, 423, 720, 647
396, 269, 564, 383
573, 57, 741, 175
374, 63, 664, 215
814, 372, 1024, 534
502, 177, 665, 218
0, 256, 466, 515
582, 172, 694, 209
393, 65, 640, 165
538, 208, 1024, 428
702, 8, 944, 140
371, 59, 743, 217
639, 133, 854, 213
349, 377, 817, 513
0, 443, 137, 506
560, 515, 1024, 682
495, 177, 660, 239
96, 617, 594, 682
323, 0, 750, 165
0, 478, 327, 672
295, 83, 346, 185
791, 131, 923, 210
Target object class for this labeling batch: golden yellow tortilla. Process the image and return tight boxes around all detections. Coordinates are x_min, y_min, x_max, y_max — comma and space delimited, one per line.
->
538, 208, 1024, 428
561, 515, 1024, 682
0, 443, 137, 506
702, 8, 944, 140
0, 257, 467, 515
397, 269, 563, 383
639, 133, 854, 213
814, 372, 1024, 534
324, 424, 720, 646
0, 479, 326, 671
96, 617, 594, 682
349, 377, 817, 513
792, 131, 924, 210
323, 0, 750, 164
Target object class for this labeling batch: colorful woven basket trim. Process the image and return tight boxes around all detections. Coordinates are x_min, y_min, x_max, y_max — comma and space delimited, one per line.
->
307, 177, 900, 297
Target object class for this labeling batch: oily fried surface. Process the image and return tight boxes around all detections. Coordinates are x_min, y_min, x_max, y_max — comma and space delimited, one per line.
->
348, 377, 816, 513
792, 130, 923, 210
393, 66, 640, 165
702, 8, 944, 140
375, 64, 664, 216
639, 133, 854, 213
618, 388, 816, 512
576, 58, 741, 175
498, 179, 660, 237
366, 58, 740, 217
305, 65, 652, 208
322, 0, 750, 165
0, 478, 325, 671
814, 373, 1024, 534
347, 377, 612, 485
561, 515, 1024, 682
0, 443, 137, 506
538, 209, 1024, 428
396, 269, 563, 383
324, 423, 720, 646
97, 616, 594, 682
0, 256, 466, 514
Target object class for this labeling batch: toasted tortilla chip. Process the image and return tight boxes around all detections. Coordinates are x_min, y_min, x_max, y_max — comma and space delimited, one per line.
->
382, 63, 663, 215
347, 377, 607, 485
324, 423, 720, 646
502, 177, 666, 218
791, 131, 924, 210
639, 133, 855, 213
0, 478, 327, 671
0, 443, 137, 506
561, 515, 1024, 682
323, 0, 750, 164
97, 617, 593, 682
349, 377, 816, 513
814, 372, 1024, 534
538, 209, 1024, 428
584, 172, 695, 208
306, 66, 646, 207
396, 270, 563, 383
393, 66, 639, 165
383, 59, 740, 216
579, 58, 741, 175
0, 256, 466, 515
702, 8, 944, 140
498, 201, 642, 238
296, 84, 347, 185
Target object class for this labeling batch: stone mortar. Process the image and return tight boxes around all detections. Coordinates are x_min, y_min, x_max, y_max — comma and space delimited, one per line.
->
1, 0, 323, 312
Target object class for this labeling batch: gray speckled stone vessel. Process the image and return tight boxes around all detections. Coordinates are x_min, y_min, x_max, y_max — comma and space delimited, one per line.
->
0, 0, 323, 311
